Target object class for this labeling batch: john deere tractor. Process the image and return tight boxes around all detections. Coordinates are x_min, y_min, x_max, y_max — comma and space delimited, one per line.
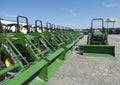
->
83, 18, 115, 57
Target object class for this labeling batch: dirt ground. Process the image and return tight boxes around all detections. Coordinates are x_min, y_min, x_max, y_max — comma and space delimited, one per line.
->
48, 35, 120, 85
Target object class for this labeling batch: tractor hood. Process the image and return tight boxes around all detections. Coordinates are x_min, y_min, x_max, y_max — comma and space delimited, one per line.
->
93, 31, 103, 37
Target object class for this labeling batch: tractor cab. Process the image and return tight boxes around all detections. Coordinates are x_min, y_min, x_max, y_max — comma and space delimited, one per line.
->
88, 19, 108, 45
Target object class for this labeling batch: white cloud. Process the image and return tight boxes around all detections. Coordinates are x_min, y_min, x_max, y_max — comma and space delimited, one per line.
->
104, 2, 120, 8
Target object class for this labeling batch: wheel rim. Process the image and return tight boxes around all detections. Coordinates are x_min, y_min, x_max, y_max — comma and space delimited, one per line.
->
5, 57, 12, 67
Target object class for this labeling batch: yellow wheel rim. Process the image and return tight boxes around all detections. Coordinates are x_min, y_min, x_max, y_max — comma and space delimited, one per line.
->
5, 57, 12, 67
38, 48, 42, 52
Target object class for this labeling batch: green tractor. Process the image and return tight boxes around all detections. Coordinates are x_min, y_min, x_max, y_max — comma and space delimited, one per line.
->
83, 18, 115, 57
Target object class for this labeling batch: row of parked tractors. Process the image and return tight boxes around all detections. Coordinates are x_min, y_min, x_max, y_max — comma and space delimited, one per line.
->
0, 16, 83, 85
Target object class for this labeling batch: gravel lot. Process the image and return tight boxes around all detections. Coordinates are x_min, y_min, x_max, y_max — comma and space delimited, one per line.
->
48, 35, 120, 85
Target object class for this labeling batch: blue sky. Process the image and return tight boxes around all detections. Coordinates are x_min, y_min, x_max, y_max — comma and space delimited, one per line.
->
0, 0, 120, 29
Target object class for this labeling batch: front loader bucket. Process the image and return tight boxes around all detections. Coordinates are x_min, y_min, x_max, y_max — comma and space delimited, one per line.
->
82, 45, 115, 57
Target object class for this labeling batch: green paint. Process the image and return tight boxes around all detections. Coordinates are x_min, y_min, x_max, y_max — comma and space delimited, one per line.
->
0, 20, 83, 85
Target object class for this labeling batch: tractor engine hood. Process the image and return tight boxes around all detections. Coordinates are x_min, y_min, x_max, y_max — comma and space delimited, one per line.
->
93, 31, 103, 37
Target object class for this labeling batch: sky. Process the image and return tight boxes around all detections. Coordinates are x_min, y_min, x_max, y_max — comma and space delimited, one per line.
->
0, 0, 120, 29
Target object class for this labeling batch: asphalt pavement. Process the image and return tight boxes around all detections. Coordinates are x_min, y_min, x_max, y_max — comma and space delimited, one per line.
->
48, 35, 120, 85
